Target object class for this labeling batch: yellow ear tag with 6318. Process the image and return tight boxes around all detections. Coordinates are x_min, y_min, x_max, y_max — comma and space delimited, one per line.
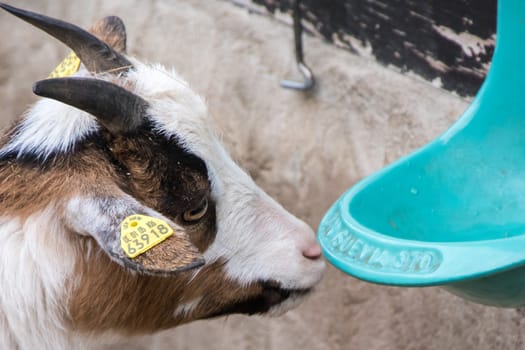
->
48, 51, 81, 78
121, 215, 174, 258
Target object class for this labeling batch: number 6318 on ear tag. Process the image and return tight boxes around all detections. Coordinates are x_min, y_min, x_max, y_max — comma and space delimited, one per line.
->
120, 215, 174, 258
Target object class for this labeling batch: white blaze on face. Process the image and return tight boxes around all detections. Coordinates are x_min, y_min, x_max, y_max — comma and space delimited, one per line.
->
130, 63, 325, 294
203, 142, 325, 291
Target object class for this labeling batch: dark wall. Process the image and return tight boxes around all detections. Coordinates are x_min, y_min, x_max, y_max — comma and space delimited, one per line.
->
253, 0, 496, 96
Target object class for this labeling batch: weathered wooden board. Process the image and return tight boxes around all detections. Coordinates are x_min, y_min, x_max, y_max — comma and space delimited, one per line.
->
252, 0, 496, 96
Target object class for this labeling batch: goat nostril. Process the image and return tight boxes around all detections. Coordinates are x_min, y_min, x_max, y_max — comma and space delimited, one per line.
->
302, 242, 323, 260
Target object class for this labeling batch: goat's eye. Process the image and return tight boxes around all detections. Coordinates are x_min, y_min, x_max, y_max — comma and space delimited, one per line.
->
182, 198, 208, 222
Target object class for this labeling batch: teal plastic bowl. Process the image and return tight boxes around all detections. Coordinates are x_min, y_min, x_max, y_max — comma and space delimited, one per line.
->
318, 0, 525, 307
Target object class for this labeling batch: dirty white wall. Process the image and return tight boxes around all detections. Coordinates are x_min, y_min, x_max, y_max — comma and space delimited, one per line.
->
1, 1, 523, 349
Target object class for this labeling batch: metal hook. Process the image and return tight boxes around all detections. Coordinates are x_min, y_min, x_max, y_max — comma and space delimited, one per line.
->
280, 0, 315, 91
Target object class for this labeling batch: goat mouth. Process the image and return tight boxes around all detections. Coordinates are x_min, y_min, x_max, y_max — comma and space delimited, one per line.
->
208, 281, 312, 318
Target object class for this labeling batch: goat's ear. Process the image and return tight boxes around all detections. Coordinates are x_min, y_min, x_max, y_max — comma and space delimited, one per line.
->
65, 192, 205, 275
89, 16, 127, 54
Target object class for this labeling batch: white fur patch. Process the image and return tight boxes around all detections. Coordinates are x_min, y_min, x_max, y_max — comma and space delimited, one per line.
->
0, 96, 98, 161
0, 209, 79, 350
126, 62, 212, 156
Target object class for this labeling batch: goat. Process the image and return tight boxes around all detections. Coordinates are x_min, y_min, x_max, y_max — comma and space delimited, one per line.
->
0, 3, 325, 350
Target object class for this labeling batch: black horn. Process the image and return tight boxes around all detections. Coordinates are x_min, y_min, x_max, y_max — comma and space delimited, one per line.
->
0, 2, 131, 73
33, 78, 148, 134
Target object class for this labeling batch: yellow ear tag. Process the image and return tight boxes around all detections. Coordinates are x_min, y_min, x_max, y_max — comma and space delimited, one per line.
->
120, 215, 174, 258
48, 51, 81, 78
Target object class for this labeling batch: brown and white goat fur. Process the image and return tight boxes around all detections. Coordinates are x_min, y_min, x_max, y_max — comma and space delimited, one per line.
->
0, 3, 325, 350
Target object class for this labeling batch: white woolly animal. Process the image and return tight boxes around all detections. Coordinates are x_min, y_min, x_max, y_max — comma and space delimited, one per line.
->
0, 3, 325, 350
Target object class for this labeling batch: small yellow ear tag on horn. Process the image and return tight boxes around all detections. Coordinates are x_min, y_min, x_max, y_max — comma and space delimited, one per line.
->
121, 215, 174, 258
48, 51, 81, 78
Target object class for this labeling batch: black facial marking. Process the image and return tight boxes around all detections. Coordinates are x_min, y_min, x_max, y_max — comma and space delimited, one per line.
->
0, 116, 218, 251
102, 122, 217, 251
206, 282, 312, 318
